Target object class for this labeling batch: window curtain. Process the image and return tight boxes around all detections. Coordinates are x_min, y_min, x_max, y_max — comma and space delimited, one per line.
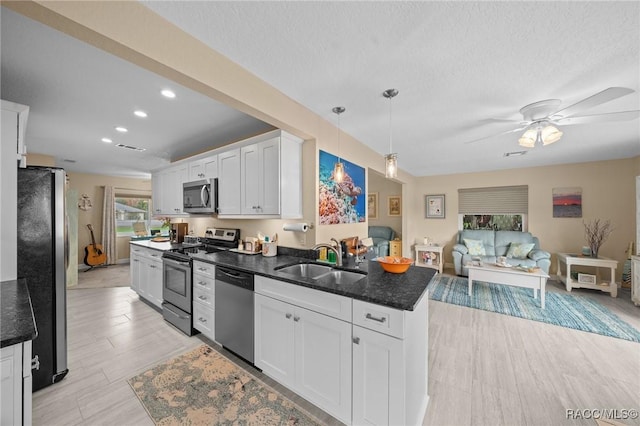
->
101, 186, 117, 265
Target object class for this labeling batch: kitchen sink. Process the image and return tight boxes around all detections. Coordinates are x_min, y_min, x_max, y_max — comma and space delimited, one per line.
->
318, 269, 367, 285
275, 262, 333, 279
275, 262, 366, 285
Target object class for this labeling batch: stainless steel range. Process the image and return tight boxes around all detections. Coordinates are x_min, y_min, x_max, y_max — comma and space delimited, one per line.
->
161, 228, 240, 336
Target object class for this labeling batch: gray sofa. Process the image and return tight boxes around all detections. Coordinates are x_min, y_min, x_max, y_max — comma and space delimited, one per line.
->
452, 229, 551, 276
368, 226, 395, 257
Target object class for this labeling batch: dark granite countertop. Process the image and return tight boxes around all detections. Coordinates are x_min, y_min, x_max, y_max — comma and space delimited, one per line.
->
189, 251, 435, 311
1, 278, 37, 348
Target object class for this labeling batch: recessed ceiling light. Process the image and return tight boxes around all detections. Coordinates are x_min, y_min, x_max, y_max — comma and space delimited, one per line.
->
161, 89, 176, 99
115, 126, 128, 133
134, 110, 148, 118
101, 137, 113, 143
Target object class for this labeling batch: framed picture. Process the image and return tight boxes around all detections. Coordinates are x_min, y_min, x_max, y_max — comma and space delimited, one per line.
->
552, 187, 582, 218
388, 195, 401, 216
425, 194, 445, 218
367, 193, 378, 220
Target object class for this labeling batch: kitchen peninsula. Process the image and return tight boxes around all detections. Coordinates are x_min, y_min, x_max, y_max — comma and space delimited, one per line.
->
131, 239, 434, 425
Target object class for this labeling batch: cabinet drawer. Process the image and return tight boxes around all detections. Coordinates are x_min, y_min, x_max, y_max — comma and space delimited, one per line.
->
193, 261, 215, 278
193, 284, 214, 308
353, 299, 404, 339
193, 273, 215, 292
193, 302, 214, 340
255, 276, 351, 321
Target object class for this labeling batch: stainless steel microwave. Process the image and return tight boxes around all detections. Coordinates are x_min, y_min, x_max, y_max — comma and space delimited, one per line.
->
183, 178, 218, 214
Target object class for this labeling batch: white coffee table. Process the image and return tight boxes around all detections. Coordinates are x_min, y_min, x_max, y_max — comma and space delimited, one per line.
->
467, 264, 550, 309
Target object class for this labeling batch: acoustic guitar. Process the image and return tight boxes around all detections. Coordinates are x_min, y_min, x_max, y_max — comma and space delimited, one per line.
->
84, 224, 107, 267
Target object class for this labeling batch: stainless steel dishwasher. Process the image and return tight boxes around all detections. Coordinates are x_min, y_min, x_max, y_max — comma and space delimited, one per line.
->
214, 266, 255, 363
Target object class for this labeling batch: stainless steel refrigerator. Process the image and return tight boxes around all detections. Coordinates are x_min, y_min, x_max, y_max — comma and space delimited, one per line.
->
17, 166, 69, 391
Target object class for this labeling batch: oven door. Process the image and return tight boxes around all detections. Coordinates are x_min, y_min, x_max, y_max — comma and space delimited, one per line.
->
162, 257, 192, 313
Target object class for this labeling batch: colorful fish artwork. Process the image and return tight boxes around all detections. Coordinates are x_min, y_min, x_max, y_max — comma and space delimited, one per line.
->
319, 150, 366, 224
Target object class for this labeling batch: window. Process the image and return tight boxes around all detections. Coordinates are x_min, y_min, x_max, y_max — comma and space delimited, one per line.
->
115, 196, 166, 237
458, 185, 528, 231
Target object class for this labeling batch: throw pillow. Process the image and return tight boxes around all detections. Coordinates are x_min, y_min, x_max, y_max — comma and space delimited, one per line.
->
506, 242, 535, 259
463, 239, 486, 256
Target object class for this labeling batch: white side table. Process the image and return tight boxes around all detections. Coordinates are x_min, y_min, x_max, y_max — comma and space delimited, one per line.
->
414, 244, 444, 273
556, 252, 618, 297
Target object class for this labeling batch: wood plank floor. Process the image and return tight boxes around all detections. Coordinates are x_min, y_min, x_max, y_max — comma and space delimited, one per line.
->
33, 269, 640, 425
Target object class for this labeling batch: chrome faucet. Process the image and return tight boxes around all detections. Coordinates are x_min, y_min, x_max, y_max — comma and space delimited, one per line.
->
313, 238, 342, 266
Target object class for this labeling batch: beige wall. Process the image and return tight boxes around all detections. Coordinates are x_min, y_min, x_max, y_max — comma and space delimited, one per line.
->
368, 170, 403, 239
406, 157, 637, 280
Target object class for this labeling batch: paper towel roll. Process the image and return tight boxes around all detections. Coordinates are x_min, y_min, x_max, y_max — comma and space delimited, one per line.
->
283, 223, 309, 232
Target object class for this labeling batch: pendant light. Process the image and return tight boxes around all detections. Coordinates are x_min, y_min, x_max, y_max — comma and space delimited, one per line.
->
332, 106, 346, 183
383, 89, 398, 179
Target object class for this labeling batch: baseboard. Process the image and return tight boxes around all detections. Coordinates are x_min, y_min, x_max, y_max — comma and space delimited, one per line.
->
78, 258, 129, 271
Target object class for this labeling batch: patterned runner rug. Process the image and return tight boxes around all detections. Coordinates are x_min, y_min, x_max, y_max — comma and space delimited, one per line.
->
128, 345, 322, 425
429, 275, 640, 343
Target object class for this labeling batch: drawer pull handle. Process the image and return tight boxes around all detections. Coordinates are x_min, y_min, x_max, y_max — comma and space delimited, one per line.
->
198, 295, 207, 300
366, 313, 387, 323
285, 313, 292, 319
199, 317, 207, 323
293, 316, 300, 322
352, 337, 360, 345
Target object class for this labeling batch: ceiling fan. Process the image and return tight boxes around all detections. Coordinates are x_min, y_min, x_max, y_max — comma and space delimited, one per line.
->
465, 87, 640, 147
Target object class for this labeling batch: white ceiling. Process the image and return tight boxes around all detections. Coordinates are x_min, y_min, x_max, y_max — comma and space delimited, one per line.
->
2, 2, 639, 179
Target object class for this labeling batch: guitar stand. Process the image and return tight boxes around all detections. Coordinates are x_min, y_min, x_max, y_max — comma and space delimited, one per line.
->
84, 263, 109, 272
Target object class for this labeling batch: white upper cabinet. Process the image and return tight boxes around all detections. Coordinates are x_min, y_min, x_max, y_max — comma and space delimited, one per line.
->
152, 164, 188, 216
217, 148, 241, 215
189, 154, 218, 181
240, 137, 280, 215
151, 129, 302, 218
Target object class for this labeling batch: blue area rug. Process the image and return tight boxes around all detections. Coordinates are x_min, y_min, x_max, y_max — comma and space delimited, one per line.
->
429, 275, 640, 343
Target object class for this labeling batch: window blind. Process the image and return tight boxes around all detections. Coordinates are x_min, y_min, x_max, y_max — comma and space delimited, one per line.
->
458, 185, 528, 214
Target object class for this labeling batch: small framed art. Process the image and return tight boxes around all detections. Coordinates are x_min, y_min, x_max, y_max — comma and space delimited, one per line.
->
388, 195, 401, 216
367, 193, 378, 220
425, 194, 445, 218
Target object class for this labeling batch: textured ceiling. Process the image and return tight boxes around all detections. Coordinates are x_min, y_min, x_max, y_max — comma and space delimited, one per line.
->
2, 2, 639, 178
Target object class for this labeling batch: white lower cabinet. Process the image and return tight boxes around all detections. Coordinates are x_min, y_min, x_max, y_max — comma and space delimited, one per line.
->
352, 298, 429, 426
632, 256, 640, 306
192, 267, 215, 341
254, 276, 429, 426
1, 341, 32, 426
129, 246, 163, 308
255, 277, 352, 424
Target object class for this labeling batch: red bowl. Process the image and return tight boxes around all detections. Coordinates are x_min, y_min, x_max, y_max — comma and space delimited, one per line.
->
378, 256, 413, 273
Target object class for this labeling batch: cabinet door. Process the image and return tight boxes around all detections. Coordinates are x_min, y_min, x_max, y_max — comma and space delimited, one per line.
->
202, 155, 218, 178
167, 165, 189, 214
147, 256, 163, 308
130, 251, 143, 293
254, 294, 295, 387
1, 344, 23, 426
218, 149, 241, 214
151, 171, 164, 215
258, 138, 280, 215
240, 144, 261, 214
352, 325, 405, 426
294, 306, 352, 424
137, 256, 151, 299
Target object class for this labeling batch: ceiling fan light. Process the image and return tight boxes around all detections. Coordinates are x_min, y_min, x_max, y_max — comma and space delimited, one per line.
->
518, 128, 536, 148
541, 125, 562, 145
385, 153, 397, 179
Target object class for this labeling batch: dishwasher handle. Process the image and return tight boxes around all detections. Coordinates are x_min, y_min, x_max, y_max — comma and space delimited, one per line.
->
216, 266, 254, 291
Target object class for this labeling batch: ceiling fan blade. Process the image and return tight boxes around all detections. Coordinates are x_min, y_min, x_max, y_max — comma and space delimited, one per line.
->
552, 87, 635, 119
556, 110, 640, 125
463, 126, 527, 145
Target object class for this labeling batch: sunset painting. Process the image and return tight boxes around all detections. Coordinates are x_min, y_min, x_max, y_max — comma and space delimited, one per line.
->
552, 187, 582, 218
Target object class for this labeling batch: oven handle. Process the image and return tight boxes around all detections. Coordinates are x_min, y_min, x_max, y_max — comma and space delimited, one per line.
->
163, 257, 191, 268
